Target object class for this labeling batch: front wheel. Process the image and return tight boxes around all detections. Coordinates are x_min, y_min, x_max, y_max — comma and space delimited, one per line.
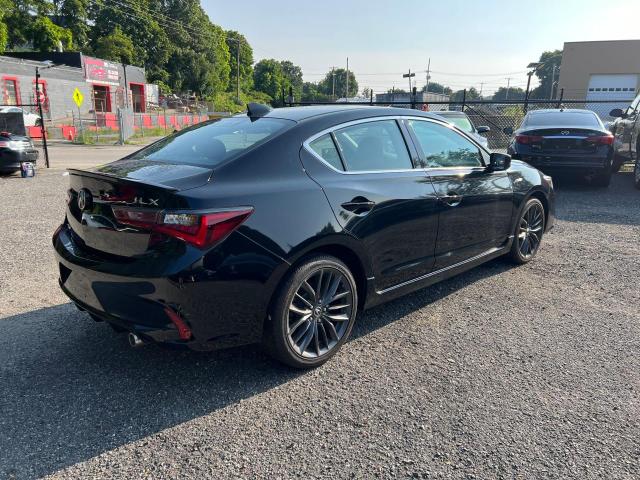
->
265, 255, 358, 368
508, 198, 545, 264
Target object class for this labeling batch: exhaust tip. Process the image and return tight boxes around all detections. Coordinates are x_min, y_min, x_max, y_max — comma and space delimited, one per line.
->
128, 332, 146, 348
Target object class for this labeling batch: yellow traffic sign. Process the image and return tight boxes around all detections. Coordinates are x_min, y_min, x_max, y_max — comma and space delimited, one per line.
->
72, 88, 84, 107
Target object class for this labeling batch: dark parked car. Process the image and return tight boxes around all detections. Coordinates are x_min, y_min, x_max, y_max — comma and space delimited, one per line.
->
53, 105, 555, 368
609, 93, 640, 188
433, 110, 490, 149
0, 132, 39, 174
505, 109, 614, 187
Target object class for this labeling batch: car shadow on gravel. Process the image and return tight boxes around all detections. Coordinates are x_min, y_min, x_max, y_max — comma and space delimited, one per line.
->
0, 258, 514, 479
553, 171, 640, 226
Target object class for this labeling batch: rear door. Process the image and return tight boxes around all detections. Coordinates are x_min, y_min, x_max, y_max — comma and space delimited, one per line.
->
301, 118, 440, 291
406, 118, 513, 269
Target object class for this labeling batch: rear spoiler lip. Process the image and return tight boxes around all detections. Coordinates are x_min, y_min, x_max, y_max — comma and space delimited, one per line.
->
67, 168, 180, 192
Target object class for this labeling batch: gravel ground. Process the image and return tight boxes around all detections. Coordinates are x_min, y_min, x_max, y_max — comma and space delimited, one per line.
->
0, 162, 639, 479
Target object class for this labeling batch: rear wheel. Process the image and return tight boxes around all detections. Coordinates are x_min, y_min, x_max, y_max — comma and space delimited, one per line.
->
508, 198, 545, 264
634, 159, 640, 190
265, 255, 358, 368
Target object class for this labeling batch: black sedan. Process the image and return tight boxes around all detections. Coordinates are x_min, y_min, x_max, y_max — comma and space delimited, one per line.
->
53, 104, 555, 368
0, 132, 39, 174
505, 109, 614, 186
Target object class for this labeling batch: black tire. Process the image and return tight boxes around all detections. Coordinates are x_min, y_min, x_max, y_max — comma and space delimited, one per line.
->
265, 255, 358, 368
634, 160, 640, 190
591, 168, 612, 188
508, 198, 545, 264
612, 153, 624, 173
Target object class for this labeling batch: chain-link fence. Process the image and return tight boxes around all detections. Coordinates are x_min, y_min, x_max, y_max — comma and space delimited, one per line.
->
284, 96, 634, 151
69, 109, 211, 144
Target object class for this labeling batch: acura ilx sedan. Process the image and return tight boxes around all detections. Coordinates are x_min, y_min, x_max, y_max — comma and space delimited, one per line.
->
53, 104, 555, 368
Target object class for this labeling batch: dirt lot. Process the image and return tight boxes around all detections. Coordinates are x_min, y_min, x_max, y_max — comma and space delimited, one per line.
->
0, 151, 638, 479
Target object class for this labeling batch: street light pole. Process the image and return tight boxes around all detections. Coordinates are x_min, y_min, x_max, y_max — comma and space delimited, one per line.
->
35, 65, 50, 168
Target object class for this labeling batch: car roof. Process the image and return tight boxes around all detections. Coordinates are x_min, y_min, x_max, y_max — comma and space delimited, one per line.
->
527, 109, 596, 115
433, 110, 467, 117
259, 105, 445, 123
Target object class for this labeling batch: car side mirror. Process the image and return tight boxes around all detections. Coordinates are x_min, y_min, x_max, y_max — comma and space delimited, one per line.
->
476, 125, 490, 134
503, 127, 514, 136
609, 108, 625, 118
488, 152, 511, 171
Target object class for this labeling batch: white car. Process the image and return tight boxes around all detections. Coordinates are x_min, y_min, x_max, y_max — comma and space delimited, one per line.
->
0, 106, 42, 127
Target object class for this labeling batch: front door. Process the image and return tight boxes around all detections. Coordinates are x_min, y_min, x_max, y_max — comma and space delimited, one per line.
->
301, 118, 440, 291
406, 118, 513, 269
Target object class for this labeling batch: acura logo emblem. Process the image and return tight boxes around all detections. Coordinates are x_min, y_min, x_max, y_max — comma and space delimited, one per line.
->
77, 189, 93, 211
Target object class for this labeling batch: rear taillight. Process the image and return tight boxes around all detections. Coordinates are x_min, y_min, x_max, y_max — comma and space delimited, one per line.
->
0, 141, 8, 148
112, 207, 253, 249
585, 134, 614, 146
515, 134, 543, 145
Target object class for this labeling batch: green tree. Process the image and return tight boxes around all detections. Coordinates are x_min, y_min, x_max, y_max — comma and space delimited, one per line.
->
492, 86, 526, 101
0, 0, 10, 53
54, 0, 90, 50
530, 49, 563, 99
225, 30, 254, 95
94, 26, 135, 64
450, 87, 480, 102
302, 81, 332, 102
318, 68, 357, 98
280, 60, 303, 100
253, 58, 285, 105
422, 81, 452, 95
30, 16, 73, 51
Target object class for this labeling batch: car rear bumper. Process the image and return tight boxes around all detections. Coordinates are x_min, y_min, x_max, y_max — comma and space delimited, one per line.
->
53, 222, 289, 350
512, 151, 611, 173
0, 148, 39, 171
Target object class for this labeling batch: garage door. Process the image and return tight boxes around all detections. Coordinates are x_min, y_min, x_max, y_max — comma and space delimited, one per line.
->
587, 74, 637, 101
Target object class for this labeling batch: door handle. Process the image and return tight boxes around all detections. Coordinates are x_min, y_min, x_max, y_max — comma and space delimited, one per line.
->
341, 197, 376, 214
440, 192, 463, 207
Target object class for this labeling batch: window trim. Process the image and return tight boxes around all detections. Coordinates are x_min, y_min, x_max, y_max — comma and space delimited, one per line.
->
302, 115, 488, 174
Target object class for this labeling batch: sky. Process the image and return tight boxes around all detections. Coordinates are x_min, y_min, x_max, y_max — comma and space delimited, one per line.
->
203, 0, 640, 96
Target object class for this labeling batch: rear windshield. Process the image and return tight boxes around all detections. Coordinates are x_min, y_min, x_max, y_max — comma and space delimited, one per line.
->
128, 116, 293, 167
523, 111, 601, 128
439, 115, 474, 133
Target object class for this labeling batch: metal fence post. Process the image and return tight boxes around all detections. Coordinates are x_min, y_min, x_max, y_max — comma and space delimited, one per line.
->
163, 108, 167, 135
281, 87, 286, 107
93, 110, 99, 143
461, 89, 467, 111
370, 90, 373, 105
556, 88, 564, 109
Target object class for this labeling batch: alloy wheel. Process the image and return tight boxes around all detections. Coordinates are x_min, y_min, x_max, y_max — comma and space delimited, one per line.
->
517, 202, 544, 259
286, 267, 354, 359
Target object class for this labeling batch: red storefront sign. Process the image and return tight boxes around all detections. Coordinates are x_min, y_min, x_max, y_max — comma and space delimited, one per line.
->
84, 56, 120, 86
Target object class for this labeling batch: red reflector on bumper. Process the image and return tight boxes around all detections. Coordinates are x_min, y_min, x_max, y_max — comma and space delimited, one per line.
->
164, 307, 192, 340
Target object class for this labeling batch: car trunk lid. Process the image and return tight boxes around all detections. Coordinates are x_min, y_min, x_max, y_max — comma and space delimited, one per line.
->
518, 128, 610, 153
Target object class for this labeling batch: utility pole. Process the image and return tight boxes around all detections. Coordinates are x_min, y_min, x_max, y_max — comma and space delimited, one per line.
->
505, 77, 512, 100
425, 58, 431, 93
479, 82, 484, 98
35, 63, 53, 168
345, 57, 349, 99
236, 39, 240, 101
549, 64, 557, 99
403, 69, 415, 93
331, 67, 336, 100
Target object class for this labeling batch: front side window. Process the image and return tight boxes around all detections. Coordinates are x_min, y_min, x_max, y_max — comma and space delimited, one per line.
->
408, 120, 482, 168
333, 120, 412, 172
128, 117, 293, 167
308, 134, 343, 171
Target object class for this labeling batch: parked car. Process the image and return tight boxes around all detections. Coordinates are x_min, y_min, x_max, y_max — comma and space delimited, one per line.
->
0, 106, 42, 127
0, 131, 39, 174
434, 110, 490, 148
608, 93, 640, 188
505, 109, 614, 187
53, 104, 555, 368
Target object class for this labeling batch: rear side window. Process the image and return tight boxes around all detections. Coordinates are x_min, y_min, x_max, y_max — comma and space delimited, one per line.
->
308, 134, 343, 171
333, 120, 412, 172
523, 112, 601, 128
408, 120, 482, 168
128, 117, 293, 167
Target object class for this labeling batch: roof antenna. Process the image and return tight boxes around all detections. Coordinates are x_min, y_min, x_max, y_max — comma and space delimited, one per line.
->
247, 103, 271, 119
